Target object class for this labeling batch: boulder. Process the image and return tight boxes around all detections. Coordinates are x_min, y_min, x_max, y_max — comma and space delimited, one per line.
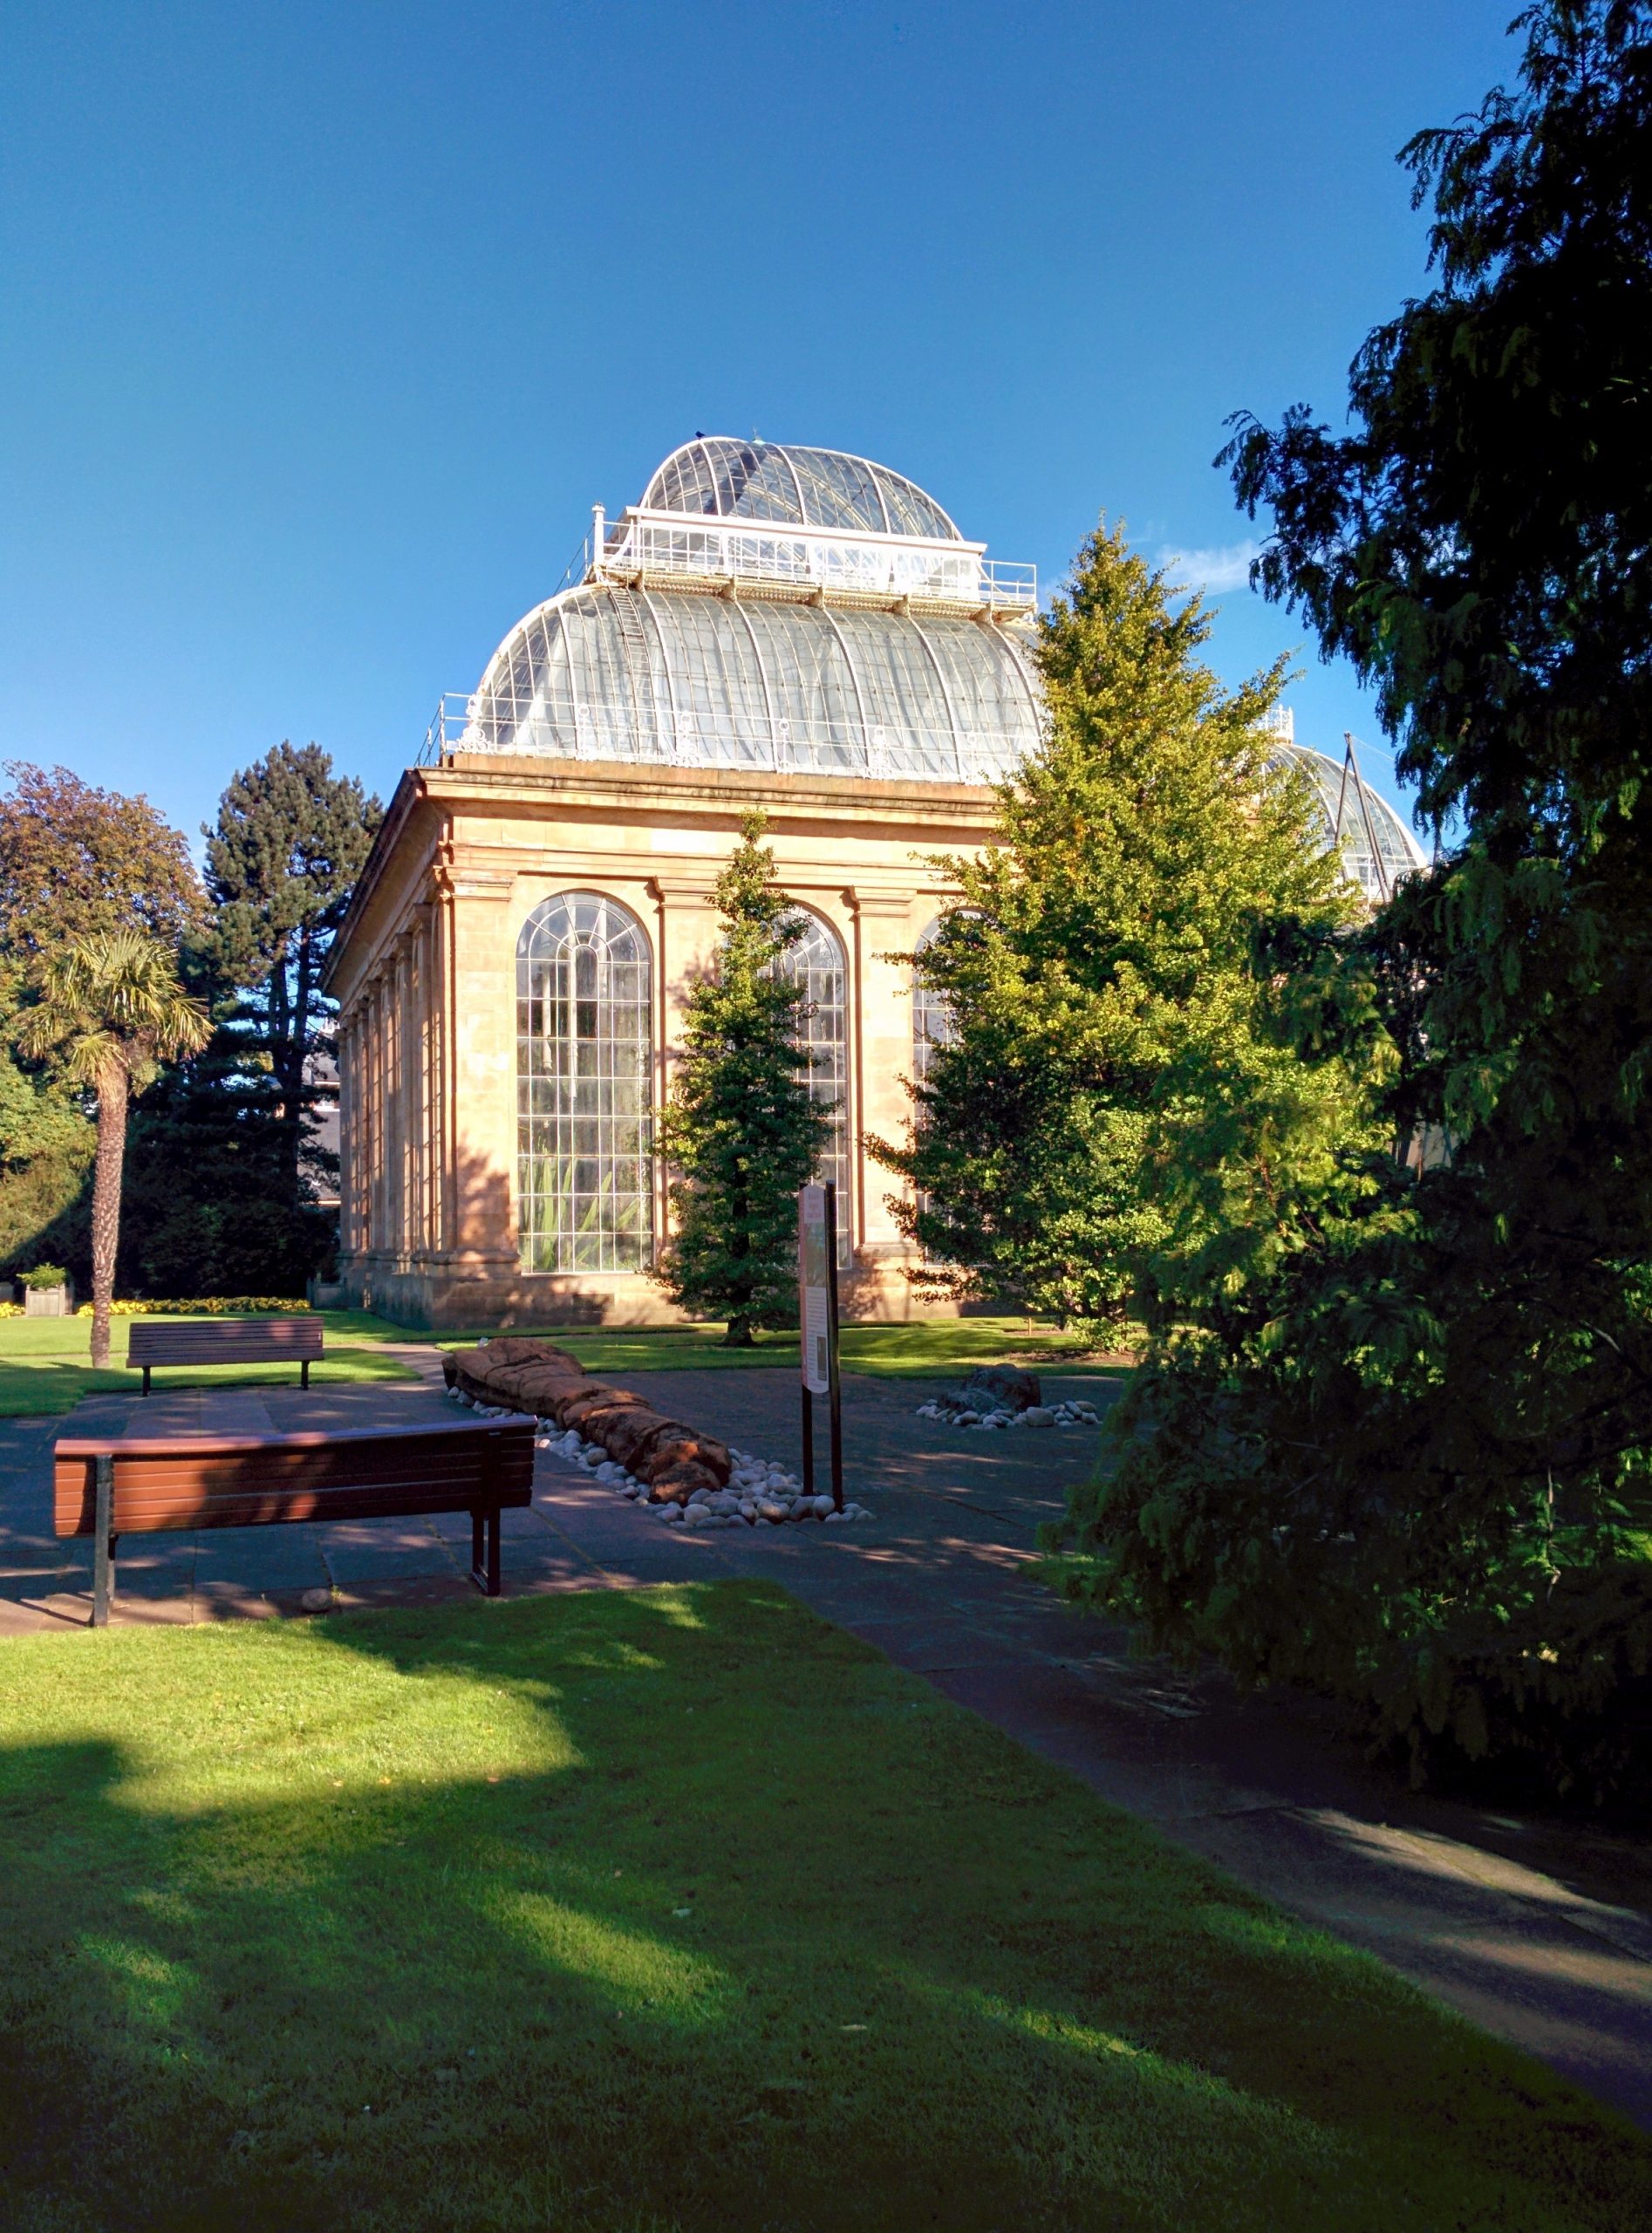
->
961, 1363, 1041, 1414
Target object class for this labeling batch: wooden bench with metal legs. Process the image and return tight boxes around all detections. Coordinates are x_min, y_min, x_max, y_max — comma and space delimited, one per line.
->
53, 1415, 538, 1625
127, 1315, 325, 1395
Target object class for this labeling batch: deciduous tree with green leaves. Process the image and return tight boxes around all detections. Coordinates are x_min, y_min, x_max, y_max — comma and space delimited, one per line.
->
870, 522, 1363, 1328
18, 932, 209, 1364
655, 815, 830, 1347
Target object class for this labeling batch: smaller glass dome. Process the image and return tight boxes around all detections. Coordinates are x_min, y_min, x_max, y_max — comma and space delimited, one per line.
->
1280, 744, 1424, 899
642, 439, 962, 542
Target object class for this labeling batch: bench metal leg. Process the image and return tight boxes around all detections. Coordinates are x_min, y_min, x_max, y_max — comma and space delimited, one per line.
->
469, 1506, 502, 1597
141, 1364, 151, 1396
300, 1360, 310, 1390
92, 1455, 114, 1626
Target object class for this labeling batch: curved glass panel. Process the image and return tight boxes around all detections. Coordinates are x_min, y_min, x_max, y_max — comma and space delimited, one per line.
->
787, 448, 887, 535
775, 912, 850, 1261
1273, 746, 1423, 899
646, 441, 721, 518
640, 440, 961, 541
517, 893, 652, 1274
875, 466, 956, 542
466, 588, 1043, 782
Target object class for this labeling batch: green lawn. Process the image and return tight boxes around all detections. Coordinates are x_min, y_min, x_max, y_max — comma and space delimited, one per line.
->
0, 1308, 419, 1417
437, 1315, 1131, 1381
0, 1583, 1643, 2232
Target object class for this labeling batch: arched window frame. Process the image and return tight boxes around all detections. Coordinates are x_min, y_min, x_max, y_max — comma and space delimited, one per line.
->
774, 905, 851, 1263
912, 912, 955, 1094
516, 891, 654, 1274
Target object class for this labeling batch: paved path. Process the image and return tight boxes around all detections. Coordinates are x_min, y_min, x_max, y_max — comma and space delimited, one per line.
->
3, 1358, 1649, 2130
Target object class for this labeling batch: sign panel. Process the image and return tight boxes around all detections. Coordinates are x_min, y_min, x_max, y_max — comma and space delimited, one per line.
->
798, 1183, 832, 1395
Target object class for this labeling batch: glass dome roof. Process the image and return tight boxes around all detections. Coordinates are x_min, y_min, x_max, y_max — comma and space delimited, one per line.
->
461, 584, 1041, 784
641, 439, 962, 542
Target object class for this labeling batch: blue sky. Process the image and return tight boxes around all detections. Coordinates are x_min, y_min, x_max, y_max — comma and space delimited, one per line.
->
1, 1, 1519, 844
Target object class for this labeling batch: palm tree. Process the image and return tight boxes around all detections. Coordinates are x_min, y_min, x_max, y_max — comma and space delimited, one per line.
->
19, 931, 210, 1367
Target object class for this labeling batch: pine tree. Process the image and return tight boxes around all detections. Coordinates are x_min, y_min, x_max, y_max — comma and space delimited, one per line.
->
200, 741, 382, 1197
870, 522, 1362, 1327
656, 814, 831, 1347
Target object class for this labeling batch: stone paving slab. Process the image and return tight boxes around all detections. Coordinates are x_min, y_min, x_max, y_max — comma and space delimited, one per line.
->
1, 1355, 1649, 2127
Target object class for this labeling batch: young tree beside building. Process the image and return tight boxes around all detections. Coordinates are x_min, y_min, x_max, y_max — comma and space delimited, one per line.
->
656, 815, 830, 1346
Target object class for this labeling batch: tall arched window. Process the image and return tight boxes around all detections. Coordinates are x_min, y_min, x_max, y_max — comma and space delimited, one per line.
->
912, 914, 954, 1090
776, 912, 850, 1258
517, 893, 652, 1273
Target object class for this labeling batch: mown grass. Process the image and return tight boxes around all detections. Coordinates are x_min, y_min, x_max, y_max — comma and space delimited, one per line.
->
0, 1310, 418, 1417
437, 1315, 1130, 1381
0, 1581, 1645, 2232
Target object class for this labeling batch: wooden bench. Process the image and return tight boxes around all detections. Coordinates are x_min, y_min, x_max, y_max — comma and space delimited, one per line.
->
128, 1315, 324, 1394
54, 1415, 538, 1624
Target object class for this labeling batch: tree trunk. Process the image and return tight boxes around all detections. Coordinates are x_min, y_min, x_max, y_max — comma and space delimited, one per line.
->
88, 1063, 130, 1369
721, 1318, 755, 1349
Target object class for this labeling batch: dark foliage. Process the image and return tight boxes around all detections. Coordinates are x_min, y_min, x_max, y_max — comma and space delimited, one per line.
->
1055, 2, 1652, 1806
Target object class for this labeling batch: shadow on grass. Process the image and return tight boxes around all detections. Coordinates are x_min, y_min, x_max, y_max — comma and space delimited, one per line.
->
1, 1583, 1648, 2233
0, 1361, 133, 1417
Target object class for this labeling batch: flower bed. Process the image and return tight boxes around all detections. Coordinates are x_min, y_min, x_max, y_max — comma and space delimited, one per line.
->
73, 1297, 312, 1317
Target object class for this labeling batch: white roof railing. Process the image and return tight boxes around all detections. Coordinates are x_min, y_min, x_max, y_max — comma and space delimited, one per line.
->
580, 504, 1035, 618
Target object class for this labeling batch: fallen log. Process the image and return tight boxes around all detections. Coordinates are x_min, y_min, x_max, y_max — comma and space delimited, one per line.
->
442, 1342, 732, 1494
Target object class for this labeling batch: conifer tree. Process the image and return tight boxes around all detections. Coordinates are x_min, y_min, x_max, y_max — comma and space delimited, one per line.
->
200, 741, 382, 1196
871, 522, 1362, 1326
656, 814, 830, 1346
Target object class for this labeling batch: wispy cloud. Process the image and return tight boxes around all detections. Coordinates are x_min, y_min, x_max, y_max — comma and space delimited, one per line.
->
1157, 539, 1262, 596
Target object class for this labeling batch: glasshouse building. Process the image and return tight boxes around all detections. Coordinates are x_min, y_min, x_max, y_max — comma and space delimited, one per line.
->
325, 437, 1421, 1328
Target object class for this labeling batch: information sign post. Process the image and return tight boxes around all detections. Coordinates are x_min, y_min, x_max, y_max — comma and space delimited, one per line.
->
797, 1181, 844, 1513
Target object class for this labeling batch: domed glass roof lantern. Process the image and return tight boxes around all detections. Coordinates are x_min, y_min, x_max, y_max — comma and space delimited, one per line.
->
642, 438, 963, 542
577, 437, 1037, 619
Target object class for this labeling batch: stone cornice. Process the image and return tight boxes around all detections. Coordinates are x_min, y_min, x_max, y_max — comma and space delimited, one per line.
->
327, 754, 1000, 999
427, 754, 1000, 830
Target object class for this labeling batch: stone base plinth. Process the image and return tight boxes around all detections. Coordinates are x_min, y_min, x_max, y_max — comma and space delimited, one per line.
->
338, 1253, 966, 1334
